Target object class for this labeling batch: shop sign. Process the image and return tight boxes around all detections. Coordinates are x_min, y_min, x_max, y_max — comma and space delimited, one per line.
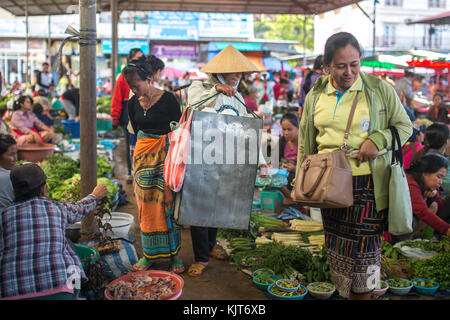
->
148, 12, 199, 41
198, 13, 254, 39
152, 44, 198, 59
101, 39, 149, 55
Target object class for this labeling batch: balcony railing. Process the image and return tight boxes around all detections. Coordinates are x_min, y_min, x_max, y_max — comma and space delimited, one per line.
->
376, 35, 450, 50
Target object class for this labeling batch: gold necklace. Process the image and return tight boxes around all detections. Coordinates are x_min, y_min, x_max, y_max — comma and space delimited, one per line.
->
140, 92, 158, 117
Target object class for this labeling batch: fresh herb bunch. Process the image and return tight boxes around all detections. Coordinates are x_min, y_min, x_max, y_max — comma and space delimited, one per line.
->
402, 240, 439, 252
97, 156, 114, 177
409, 252, 450, 289
40, 154, 80, 181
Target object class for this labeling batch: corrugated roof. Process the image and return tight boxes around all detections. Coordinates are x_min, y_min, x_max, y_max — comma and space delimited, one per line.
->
406, 11, 450, 26
1, 0, 361, 16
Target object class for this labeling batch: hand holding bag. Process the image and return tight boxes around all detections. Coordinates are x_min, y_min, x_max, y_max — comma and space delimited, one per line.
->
388, 126, 413, 235
291, 93, 359, 208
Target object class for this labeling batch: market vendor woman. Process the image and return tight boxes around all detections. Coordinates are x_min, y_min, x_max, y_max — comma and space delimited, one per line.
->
122, 55, 184, 274
10, 95, 54, 145
0, 163, 107, 300
186, 45, 261, 277
295, 32, 412, 299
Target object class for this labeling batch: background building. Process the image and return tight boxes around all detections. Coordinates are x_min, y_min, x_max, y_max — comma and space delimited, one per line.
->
314, 0, 450, 56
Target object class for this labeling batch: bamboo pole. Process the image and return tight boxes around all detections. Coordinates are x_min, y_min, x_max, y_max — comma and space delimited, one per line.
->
79, 0, 98, 234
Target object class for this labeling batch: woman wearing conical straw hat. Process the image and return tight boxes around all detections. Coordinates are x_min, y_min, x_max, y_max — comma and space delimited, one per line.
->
186, 45, 261, 277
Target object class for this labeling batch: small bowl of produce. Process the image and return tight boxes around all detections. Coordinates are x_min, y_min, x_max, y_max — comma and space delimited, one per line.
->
267, 283, 308, 300
275, 279, 301, 293
239, 255, 261, 269
387, 278, 413, 296
307, 282, 336, 300
372, 280, 389, 296
252, 268, 275, 277
411, 278, 439, 296
253, 274, 279, 291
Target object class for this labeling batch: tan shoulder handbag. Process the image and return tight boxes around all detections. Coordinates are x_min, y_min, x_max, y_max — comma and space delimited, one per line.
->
291, 92, 360, 208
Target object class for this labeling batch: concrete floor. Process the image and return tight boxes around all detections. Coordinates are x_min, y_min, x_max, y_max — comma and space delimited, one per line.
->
112, 136, 267, 300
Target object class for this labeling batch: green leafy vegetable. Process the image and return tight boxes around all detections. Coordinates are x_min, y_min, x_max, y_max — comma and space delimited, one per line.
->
409, 252, 450, 289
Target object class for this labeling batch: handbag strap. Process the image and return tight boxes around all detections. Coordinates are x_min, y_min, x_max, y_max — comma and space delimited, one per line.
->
301, 158, 328, 197
390, 126, 404, 167
342, 92, 360, 151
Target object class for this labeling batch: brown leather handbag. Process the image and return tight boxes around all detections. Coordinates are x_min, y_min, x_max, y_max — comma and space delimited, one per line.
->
291, 93, 360, 208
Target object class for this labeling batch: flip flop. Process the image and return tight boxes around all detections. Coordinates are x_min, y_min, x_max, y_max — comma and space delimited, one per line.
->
170, 259, 185, 274
187, 263, 207, 277
131, 257, 152, 272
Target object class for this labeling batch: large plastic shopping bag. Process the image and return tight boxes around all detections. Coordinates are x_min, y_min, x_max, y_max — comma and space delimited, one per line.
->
164, 108, 193, 192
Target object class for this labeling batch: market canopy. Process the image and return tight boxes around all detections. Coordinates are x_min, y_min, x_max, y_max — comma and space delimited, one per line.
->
406, 11, 450, 26
1, 0, 363, 15
361, 54, 412, 69
407, 58, 450, 69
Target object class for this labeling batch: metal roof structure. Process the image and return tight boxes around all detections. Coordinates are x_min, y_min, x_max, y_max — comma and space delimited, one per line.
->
1, 0, 361, 16
406, 11, 450, 26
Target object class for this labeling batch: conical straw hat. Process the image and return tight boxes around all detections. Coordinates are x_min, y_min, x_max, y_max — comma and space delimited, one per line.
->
200, 45, 261, 74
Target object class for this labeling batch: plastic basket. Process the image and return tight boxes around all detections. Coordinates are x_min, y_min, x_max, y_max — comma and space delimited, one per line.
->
97, 119, 112, 132
260, 190, 284, 213
62, 120, 80, 138
72, 243, 100, 271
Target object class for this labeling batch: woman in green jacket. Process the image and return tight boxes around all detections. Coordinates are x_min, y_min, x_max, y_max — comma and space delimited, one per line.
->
295, 32, 412, 300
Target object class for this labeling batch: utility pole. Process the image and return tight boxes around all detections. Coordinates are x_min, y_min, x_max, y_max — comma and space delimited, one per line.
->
79, 0, 98, 234
111, 0, 118, 89
25, 0, 29, 85
357, 0, 378, 72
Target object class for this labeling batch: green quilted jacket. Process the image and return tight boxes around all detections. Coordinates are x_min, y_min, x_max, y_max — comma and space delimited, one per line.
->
295, 72, 413, 211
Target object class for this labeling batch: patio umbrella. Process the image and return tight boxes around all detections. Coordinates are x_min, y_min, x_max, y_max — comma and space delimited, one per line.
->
361, 54, 411, 69
163, 66, 186, 79
360, 60, 397, 69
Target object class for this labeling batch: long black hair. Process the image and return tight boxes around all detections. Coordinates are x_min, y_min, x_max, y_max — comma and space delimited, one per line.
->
127, 48, 143, 63
411, 122, 449, 164
302, 55, 324, 95
13, 95, 32, 111
324, 32, 362, 65
148, 55, 165, 73
122, 55, 154, 82
407, 154, 448, 191
281, 112, 299, 128
0, 133, 16, 157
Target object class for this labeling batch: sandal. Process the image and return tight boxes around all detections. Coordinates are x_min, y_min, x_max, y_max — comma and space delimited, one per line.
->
131, 258, 152, 272
170, 259, 185, 274
209, 246, 228, 260
187, 262, 207, 277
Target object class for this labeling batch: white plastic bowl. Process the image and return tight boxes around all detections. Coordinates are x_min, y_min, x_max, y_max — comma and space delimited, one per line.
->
101, 212, 134, 238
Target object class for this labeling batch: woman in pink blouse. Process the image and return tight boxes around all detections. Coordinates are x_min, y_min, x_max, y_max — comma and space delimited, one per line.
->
278, 113, 299, 204
10, 96, 54, 145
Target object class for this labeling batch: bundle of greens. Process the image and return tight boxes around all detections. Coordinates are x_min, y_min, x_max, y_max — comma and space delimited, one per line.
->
402, 240, 440, 252
40, 154, 79, 181
97, 156, 114, 177
409, 252, 450, 289
49, 174, 118, 203
96, 95, 112, 114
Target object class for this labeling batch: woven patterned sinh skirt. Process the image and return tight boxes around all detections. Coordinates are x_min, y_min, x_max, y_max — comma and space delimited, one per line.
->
321, 175, 386, 298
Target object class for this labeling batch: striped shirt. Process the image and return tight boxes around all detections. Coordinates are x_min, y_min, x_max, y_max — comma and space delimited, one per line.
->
0, 195, 97, 298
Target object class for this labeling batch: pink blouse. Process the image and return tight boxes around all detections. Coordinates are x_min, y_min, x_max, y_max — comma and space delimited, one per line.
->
10, 110, 45, 134
283, 142, 298, 162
